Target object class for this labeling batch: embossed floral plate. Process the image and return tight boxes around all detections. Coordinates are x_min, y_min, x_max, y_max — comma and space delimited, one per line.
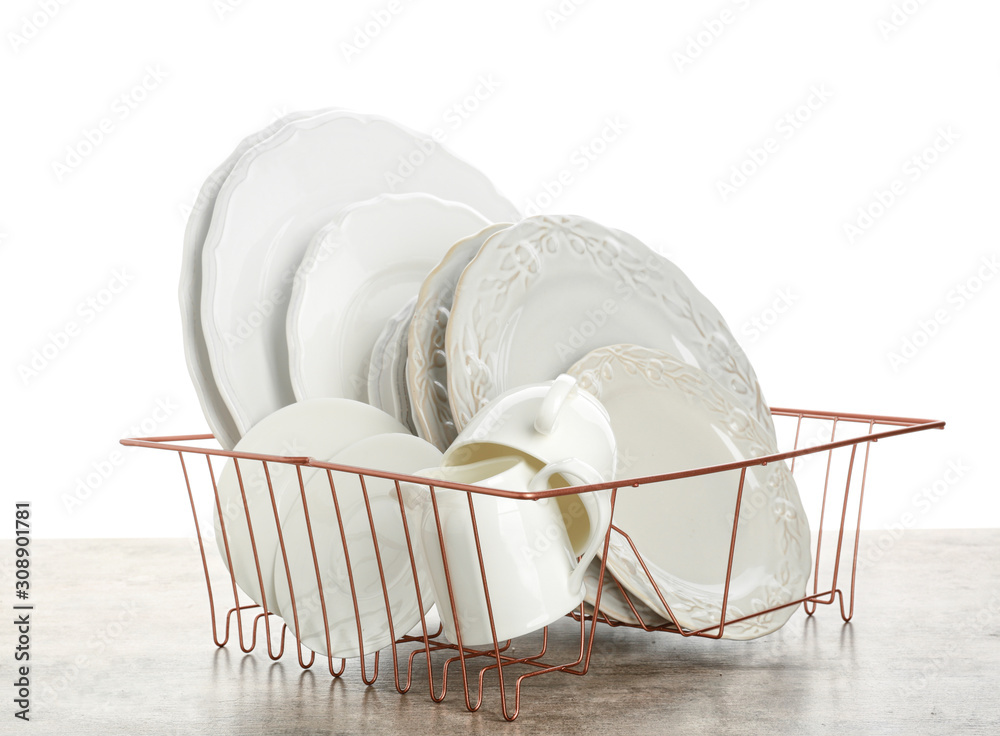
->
568, 345, 810, 639
406, 223, 511, 450
445, 215, 775, 437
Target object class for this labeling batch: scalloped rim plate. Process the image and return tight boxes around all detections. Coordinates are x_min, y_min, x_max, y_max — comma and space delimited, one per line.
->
568, 344, 810, 639
285, 193, 491, 407
179, 109, 322, 448
445, 214, 775, 438
406, 222, 511, 450
201, 110, 520, 438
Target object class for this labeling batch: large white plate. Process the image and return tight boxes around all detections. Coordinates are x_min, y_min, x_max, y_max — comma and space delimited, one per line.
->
201, 111, 520, 437
406, 223, 511, 451
271, 433, 442, 658
287, 193, 490, 407
212, 399, 409, 610
179, 109, 318, 449
445, 214, 775, 437
568, 345, 811, 639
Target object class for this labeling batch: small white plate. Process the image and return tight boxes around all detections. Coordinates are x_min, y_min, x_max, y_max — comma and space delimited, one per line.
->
271, 433, 442, 658
367, 297, 417, 433
407, 223, 511, 450
568, 345, 810, 639
212, 399, 410, 611
446, 215, 775, 437
201, 110, 520, 439
286, 193, 491, 406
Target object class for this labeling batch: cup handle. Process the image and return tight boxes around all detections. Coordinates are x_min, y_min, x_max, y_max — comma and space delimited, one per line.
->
534, 374, 577, 435
528, 458, 612, 595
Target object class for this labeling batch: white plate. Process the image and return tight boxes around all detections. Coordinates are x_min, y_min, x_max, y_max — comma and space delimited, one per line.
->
201, 110, 520, 437
287, 193, 491, 407
568, 345, 811, 639
271, 433, 442, 658
212, 399, 410, 610
445, 214, 775, 437
407, 223, 511, 450
368, 297, 418, 434
179, 110, 318, 449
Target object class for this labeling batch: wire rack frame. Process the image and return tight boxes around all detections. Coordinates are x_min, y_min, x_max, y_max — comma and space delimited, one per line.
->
121, 406, 943, 721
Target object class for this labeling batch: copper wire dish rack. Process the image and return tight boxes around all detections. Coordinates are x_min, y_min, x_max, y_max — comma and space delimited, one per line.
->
122, 407, 943, 721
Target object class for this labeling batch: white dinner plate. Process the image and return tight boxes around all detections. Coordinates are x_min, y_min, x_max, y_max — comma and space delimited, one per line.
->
445, 214, 775, 438
367, 297, 418, 434
201, 110, 520, 438
212, 399, 410, 610
406, 223, 511, 450
286, 193, 491, 406
568, 345, 810, 639
179, 109, 318, 448
271, 433, 443, 658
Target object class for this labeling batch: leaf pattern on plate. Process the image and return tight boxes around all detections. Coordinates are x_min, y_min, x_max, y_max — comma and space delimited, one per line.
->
568, 344, 810, 640
446, 215, 775, 437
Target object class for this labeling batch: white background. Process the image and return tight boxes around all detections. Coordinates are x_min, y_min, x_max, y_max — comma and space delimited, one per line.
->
2, 0, 996, 538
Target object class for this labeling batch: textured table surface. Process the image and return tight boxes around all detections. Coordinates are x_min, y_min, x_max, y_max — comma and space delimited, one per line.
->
4, 531, 999, 734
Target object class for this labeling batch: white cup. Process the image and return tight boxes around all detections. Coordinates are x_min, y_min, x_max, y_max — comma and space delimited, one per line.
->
444, 374, 617, 481
442, 374, 616, 558
401, 455, 611, 647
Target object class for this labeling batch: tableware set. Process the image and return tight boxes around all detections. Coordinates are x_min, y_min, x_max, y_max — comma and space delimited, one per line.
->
136, 107, 945, 719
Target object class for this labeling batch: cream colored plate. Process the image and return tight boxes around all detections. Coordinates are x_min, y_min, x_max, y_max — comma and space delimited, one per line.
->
568, 345, 810, 640
446, 215, 775, 438
406, 223, 511, 450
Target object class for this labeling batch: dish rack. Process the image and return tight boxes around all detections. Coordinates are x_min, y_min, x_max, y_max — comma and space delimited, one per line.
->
121, 407, 943, 721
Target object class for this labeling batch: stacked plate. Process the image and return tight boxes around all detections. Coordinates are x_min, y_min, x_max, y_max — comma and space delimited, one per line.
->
183, 109, 811, 654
